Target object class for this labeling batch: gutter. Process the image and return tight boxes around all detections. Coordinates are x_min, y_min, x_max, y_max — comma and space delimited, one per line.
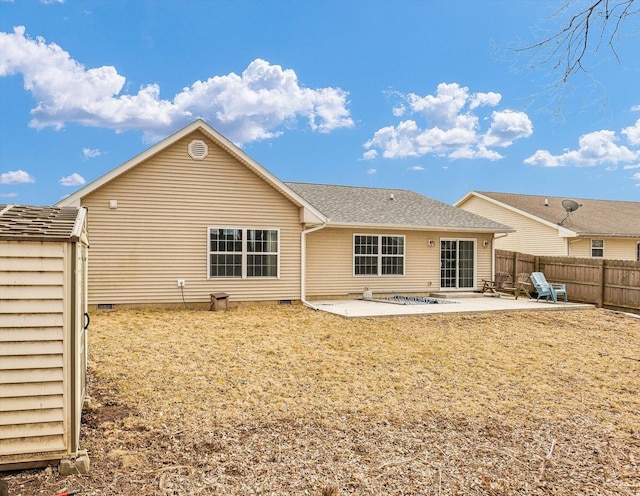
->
491, 232, 510, 281
324, 221, 513, 233
300, 222, 327, 310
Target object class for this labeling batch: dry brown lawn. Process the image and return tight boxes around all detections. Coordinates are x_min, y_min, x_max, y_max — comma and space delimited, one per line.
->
5, 305, 640, 495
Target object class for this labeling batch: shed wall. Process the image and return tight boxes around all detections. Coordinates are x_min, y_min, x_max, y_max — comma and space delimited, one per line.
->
0, 241, 67, 461
80, 131, 303, 305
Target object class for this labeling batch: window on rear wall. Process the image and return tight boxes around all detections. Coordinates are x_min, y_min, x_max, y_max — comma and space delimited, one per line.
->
209, 227, 279, 278
354, 234, 405, 276
591, 239, 604, 258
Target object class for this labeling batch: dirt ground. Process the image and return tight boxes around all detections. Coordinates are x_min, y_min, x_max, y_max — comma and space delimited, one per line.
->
3, 305, 640, 495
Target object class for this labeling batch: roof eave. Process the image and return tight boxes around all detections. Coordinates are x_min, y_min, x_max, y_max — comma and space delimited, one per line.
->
325, 221, 514, 233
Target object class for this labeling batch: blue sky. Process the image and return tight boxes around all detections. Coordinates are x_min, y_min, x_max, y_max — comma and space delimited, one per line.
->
1, 0, 639, 206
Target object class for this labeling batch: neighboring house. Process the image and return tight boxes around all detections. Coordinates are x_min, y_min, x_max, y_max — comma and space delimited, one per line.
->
58, 119, 511, 307
455, 191, 640, 261
0, 204, 90, 472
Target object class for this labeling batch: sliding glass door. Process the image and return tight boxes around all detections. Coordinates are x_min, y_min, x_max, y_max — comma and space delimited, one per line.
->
440, 239, 475, 289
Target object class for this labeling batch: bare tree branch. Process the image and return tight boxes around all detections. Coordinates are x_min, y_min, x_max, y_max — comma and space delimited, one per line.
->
508, 0, 638, 118
517, 0, 638, 83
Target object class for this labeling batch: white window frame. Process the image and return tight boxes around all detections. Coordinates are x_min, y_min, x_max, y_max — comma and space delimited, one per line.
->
208, 227, 280, 279
591, 239, 604, 258
353, 233, 405, 277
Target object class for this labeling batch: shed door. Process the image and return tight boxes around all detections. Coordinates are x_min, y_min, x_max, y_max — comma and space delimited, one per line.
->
440, 239, 475, 289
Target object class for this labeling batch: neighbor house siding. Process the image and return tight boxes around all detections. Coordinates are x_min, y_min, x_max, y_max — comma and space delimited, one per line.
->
460, 196, 566, 256
569, 237, 640, 260
80, 131, 303, 305
305, 228, 494, 297
0, 241, 67, 460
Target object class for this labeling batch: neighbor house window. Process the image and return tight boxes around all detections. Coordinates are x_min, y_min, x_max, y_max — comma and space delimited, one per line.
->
637, 242, 640, 262
354, 234, 405, 276
591, 239, 604, 258
209, 228, 279, 278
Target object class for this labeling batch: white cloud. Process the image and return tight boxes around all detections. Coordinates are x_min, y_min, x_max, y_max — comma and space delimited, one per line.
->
0, 27, 353, 145
623, 164, 640, 169
82, 147, 101, 159
469, 91, 501, 110
0, 169, 35, 184
363, 82, 531, 161
524, 129, 640, 167
0, 192, 18, 198
392, 105, 405, 117
409, 165, 424, 171
367, 168, 376, 175
482, 110, 533, 147
631, 105, 640, 112
621, 119, 640, 146
59, 173, 85, 186
407, 82, 470, 128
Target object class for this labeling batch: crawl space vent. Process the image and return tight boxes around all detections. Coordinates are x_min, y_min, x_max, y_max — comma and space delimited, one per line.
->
188, 139, 208, 160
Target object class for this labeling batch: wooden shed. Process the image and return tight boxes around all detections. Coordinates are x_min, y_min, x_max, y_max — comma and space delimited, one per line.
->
0, 204, 90, 472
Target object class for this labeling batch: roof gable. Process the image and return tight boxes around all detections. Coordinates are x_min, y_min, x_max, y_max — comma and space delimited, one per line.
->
286, 183, 513, 232
56, 120, 326, 224
458, 191, 640, 237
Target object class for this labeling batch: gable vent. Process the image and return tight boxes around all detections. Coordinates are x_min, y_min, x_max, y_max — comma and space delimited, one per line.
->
188, 139, 208, 160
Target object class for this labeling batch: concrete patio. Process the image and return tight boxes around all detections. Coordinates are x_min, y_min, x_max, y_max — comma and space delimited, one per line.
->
307, 293, 594, 318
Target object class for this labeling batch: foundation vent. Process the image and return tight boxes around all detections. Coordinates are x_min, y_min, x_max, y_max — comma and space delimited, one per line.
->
188, 139, 208, 160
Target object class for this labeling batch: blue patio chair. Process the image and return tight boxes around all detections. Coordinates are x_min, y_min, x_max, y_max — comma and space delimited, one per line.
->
530, 272, 567, 303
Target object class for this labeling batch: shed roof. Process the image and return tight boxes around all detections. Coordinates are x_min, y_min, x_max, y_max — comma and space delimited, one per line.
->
458, 192, 640, 237
285, 182, 513, 232
0, 204, 86, 242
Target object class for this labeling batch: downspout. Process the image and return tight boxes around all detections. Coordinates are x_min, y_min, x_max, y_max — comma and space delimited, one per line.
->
491, 233, 509, 281
301, 222, 327, 309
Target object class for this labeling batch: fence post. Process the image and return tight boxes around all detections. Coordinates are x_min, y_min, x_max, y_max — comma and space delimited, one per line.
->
512, 251, 519, 282
597, 259, 605, 308
534, 256, 540, 273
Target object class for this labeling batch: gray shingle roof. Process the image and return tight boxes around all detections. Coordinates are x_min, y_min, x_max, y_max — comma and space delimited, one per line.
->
285, 183, 512, 231
0, 204, 83, 241
475, 192, 640, 237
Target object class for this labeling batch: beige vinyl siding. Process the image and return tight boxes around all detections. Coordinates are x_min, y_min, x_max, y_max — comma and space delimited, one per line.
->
0, 241, 67, 459
305, 228, 494, 297
569, 237, 640, 261
460, 196, 566, 256
79, 131, 303, 305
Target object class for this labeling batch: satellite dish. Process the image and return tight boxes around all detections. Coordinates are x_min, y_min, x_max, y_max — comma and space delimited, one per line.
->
562, 199, 581, 213
558, 199, 582, 225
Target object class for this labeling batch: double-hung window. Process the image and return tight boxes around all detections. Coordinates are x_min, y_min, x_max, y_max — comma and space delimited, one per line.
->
591, 239, 604, 258
209, 227, 279, 278
354, 234, 405, 276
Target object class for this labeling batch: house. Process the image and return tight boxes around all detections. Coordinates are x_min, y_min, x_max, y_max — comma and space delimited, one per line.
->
455, 191, 640, 261
57, 119, 512, 307
0, 204, 90, 473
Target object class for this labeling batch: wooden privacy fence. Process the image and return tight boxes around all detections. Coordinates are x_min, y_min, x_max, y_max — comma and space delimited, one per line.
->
495, 250, 640, 314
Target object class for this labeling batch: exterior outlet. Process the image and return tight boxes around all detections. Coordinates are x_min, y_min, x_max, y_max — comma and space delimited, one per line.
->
177, 280, 185, 287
